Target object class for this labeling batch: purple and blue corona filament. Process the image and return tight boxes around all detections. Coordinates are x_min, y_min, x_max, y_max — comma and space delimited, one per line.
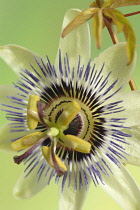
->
1, 51, 131, 191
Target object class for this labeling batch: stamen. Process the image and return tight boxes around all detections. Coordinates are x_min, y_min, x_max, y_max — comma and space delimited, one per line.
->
11, 131, 46, 151
57, 101, 81, 127
27, 95, 40, 130
60, 133, 91, 153
42, 145, 67, 177
51, 136, 67, 176
13, 135, 47, 164
27, 109, 40, 121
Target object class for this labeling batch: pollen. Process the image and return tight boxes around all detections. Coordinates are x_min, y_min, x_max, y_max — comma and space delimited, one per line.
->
11, 131, 45, 151
60, 134, 91, 153
27, 95, 40, 130
27, 109, 40, 121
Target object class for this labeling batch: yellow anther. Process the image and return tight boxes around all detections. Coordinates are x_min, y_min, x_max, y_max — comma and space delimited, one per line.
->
57, 101, 81, 127
27, 109, 40, 121
42, 146, 67, 173
27, 95, 40, 130
60, 134, 91, 153
11, 131, 44, 151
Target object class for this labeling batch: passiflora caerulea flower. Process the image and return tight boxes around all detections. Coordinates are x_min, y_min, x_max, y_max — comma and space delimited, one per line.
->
0, 9, 140, 210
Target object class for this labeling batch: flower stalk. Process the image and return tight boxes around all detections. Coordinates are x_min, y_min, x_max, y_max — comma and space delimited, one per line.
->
124, 11, 140, 17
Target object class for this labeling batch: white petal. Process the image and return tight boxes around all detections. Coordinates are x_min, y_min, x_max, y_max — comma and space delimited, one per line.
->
13, 160, 49, 199
0, 123, 30, 152
0, 44, 46, 75
55, 9, 90, 69
0, 85, 19, 107
0, 85, 28, 109
121, 126, 140, 166
0, 123, 15, 152
59, 177, 91, 210
100, 154, 140, 210
0, 85, 27, 151
91, 43, 136, 93
116, 90, 140, 127
0, 85, 36, 152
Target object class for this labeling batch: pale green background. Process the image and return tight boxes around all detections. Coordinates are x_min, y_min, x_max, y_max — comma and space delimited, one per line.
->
0, 1, 140, 210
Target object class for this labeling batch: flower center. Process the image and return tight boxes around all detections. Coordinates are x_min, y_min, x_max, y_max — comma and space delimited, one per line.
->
11, 95, 92, 176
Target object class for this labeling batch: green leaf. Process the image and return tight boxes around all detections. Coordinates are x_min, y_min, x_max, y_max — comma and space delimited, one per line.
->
95, 0, 105, 7
93, 9, 103, 48
110, 0, 140, 8
61, 8, 99, 38
89, 1, 98, 7
102, 0, 115, 8
104, 9, 136, 64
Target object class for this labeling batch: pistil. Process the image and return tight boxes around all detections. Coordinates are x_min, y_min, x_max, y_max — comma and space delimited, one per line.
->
41, 127, 67, 176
